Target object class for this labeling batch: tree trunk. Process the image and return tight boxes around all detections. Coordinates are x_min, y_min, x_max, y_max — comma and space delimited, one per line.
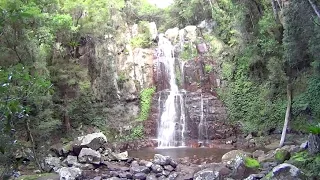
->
308, 0, 320, 20
279, 84, 292, 147
26, 120, 42, 171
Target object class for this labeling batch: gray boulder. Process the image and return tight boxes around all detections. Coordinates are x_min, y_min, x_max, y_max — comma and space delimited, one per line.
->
130, 166, 150, 174
265, 163, 306, 180
43, 157, 62, 172
133, 172, 147, 180
57, 167, 82, 180
76, 132, 107, 151
151, 164, 163, 173
78, 148, 101, 165
154, 154, 171, 166
65, 155, 78, 166
194, 169, 220, 180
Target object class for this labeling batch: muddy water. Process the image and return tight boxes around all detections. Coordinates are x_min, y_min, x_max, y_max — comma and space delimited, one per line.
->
128, 147, 232, 162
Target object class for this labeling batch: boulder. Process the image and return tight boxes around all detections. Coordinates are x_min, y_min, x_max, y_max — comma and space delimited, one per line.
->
300, 141, 308, 150
76, 132, 107, 151
244, 174, 265, 180
275, 150, 291, 163
43, 157, 62, 172
165, 28, 179, 43
78, 148, 101, 165
194, 169, 220, 180
154, 154, 171, 166
109, 151, 128, 161
164, 165, 174, 172
184, 26, 197, 42
252, 150, 265, 159
130, 166, 150, 174
265, 163, 306, 180
168, 172, 179, 180
222, 150, 250, 163
57, 167, 82, 180
50, 143, 72, 157
65, 155, 78, 166
151, 164, 163, 173
308, 134, 320, 154
146, 174, 157, 180
133, 172, 147, 180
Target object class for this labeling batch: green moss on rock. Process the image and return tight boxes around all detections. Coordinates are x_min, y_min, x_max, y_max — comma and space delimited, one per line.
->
275, 150, 291, 163
244, 157, 260, 168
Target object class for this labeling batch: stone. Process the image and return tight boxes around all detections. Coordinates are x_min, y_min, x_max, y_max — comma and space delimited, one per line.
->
308, 134, 320, 154
119, 172, 132, 179
266, 163, 306, 180
65, 155, 78, 166
169, 159, 178, 168
139, 160, 153, 168
194, 169, 219, 180
168, 172, 179, 180
221, 150, 250, 163
252, 150, 265, 159
165, 28, 179, 43
93, 176, 102, 180
300, 141, 308, 150
78, 148, 101, 165
275, 150, 291, 163
44, 157, 62, 172
77, 132, 107, 150
244, 174, 265, 180
110, 151, 128, 161
146, 174, 157, 180
246, 134, 253, 140
130, 166, 150, 174
184, 26, 197, 42
151, 164, 163, 173
154, 154, 171, 166
133, 173, 147, 180
57, 167, 82, 180
230, 156, 247, 179
196, 43, 208, 54
164, 165, 174, 172
50, 143, 72, 157
74, 163, 95, 170
163, 170, 171, 176
265, 142, 279, 150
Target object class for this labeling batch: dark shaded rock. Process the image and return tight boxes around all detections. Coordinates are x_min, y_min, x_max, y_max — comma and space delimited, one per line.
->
275, 150, 290, 163
72, 132, 107, 155
170, 159, 178, 168
78, 148, 101, 165
119, 172, 132, 179
130, 166, 150, 174
50, 143, 72, 157
308, 134, 320, 154
133, 173, 147, 180
151, 164, 163, 173
164, 165, 174, 172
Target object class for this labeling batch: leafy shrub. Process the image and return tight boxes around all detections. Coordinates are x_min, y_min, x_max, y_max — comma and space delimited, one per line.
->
138, 87, 156, 121
130, 21, 152, 48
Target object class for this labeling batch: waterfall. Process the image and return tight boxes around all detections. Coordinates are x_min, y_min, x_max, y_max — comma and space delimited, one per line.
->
198, 94, 208, 145
157, 34, 186, 148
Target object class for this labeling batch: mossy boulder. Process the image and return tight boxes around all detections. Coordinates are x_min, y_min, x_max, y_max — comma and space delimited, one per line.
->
244, 157, 260, 168
275, 150, 291, 163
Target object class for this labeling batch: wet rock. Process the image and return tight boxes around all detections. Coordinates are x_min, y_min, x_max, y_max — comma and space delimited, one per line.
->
154, 154, 171, 166
43, 156, 62, 172
65, 155, 78, 166
194, 169, 219, 180
78, 148, 101, 165
267, 163, 306, 180
163, 170, 171, 176
57, 167, 82, 180
119, 172, 132, 179
164, 165, 174, 172
168, 172, 179, 180
130, 166, 150, 174
221, 150, 250, 163
133, 172, 147, 180
151, 164, 163, 173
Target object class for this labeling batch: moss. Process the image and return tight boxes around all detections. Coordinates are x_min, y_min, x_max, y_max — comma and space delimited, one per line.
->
275, 150, 291, 163
137, 87, 156, 121
290, 151, 320, 178
244, 157, 260, 169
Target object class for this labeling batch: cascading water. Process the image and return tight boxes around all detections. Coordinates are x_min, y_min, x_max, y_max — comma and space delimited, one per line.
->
198, 94, 208, 145
157, 34, 186, 148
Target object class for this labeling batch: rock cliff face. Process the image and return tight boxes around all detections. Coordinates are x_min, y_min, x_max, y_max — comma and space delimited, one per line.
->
77, 20, 232, 142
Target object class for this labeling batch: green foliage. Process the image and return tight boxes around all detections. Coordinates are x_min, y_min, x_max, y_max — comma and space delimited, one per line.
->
130, 21, 153, 48
307, 124, 320, 135
290, 151, 320, 178
244, 157, 260, 169
180, 43, 197, 61
130, 125, 144, 139
138, 87, 156, 121
204, 65, 213, 74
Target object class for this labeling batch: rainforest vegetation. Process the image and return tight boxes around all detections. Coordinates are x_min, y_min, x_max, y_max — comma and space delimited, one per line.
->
1, 0, 320, 178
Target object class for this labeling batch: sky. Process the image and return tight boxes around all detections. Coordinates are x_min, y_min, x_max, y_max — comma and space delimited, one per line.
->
147, 0, 173, 8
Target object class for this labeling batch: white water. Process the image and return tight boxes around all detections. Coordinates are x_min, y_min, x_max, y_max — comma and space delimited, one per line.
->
157, 34, 186, 147
198, 94, 208, 144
